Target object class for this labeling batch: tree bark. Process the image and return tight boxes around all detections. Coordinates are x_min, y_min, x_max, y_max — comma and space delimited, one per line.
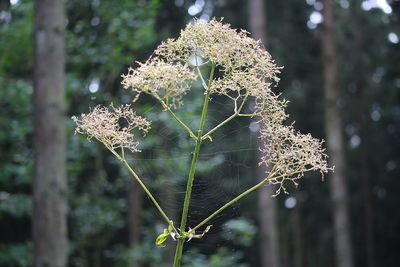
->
321, 1, 354, 267
257, 178, 280, 267
33, 0, 67, 267
249, 1, 280, 267
157, 123, 178, 265
350, 2, 375, 265
127, 180, 143, 267
357, 75, 375, 267
292, 193, 305, 267
128, 182, 143, 246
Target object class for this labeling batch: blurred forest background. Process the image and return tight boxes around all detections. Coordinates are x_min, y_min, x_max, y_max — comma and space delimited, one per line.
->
1, 0, 399, 266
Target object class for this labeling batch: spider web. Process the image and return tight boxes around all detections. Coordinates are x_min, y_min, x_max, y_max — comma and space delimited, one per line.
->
122, 88, 261, 266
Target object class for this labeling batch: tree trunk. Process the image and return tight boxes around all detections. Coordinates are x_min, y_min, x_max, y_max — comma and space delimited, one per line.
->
157, 123, 178, 265
33, 0, 67, 266
350, 2, 375, 265
249, 1, 280, 267
127, 180, 143, 267
321, 1, 354, 267
357, 76, 375, 267
293, 193, 305, 267
257, 178, 280, 267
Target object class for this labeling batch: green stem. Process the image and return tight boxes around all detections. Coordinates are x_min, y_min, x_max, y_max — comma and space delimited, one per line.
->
201, 92, 249, 141
201, 113, 237, 141
154, 95, 198, 141
196, 56, 209, 90
190, 174, 274, 234
189, 167, 318, 234
173, 64, 215, 267
121, 158, 172, 226
107, 147, 174, 230
173, 239, 185, 267
238, 113, 256, 117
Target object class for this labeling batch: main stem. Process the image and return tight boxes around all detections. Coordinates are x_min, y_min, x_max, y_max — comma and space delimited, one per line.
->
173, 64, 215, 267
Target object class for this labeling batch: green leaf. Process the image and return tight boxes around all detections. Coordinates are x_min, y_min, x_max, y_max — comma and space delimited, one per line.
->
155, 229, 169, 248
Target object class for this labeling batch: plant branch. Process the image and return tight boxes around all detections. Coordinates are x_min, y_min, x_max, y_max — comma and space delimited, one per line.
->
154, 94, 198, 141
189, 171, 275, 234
196, 56, 209, 90
238, 113, 256, 117
106, 145, 175, 231
201, 113, 237, 141
201, 92, 250, 141
189, 166, 317, 234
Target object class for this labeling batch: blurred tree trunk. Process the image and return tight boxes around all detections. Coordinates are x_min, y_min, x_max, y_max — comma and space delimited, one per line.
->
157, 123, 178, 265
321, 1, 354, 267
33, 0, 67, 266
350, 3, 375, 266
127, 181, 143, 267
293, 193, 305, 267
350, 3, 375, 265
356, 74, 375, 267
249, 1, 280, 267
93, 238, 103, 267
280, 227, 289, 267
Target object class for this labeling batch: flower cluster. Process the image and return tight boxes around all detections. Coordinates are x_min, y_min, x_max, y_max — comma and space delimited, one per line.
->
75, 18, 331, 196
259, 123, 332, 195
122, 19, 282, 110
121, 58, 197, 108
155, 19, 281, 76
254, 95, 289, 127
121, 18, 330, 195
155, 19, 281, 102
72, 105, 151, 153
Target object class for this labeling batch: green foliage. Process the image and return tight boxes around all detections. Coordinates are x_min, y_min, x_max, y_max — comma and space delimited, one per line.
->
182, 247, 248, 267
222, 218, 256, 247
0, 42, 32, 264
0, 1, 33, 75
0, 242, 32, 267
1, 0, 400, 266
0, 193, 31, 218
1, 0, 162, 266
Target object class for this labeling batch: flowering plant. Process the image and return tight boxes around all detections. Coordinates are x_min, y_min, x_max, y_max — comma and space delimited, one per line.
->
73, 19, 331, 267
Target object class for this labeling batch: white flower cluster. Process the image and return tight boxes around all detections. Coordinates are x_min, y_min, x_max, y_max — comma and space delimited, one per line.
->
259, 123, 331, 195
72, 105, 151, 153
74, 19, 331, 195
121, 58, 197, 108
155, 19, 281, 99
155, 19, 280, 75
155, 18, 331, 194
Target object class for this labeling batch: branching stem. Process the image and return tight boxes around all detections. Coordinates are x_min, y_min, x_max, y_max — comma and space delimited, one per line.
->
190, 177, 273, 233
201, 113, 236, 141
172, 64, 215, 267
154, 94, 198, 141
189, 167, 318, 234
107, 146, 176, 232
201, 92, 250, 141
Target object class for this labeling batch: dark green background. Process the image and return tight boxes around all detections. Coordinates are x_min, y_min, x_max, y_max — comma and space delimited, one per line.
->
1, 0, 399, 266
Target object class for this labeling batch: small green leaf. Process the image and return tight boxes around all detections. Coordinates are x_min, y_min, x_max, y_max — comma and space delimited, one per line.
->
155, 229, 170, 247
204, 225, 212, 234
